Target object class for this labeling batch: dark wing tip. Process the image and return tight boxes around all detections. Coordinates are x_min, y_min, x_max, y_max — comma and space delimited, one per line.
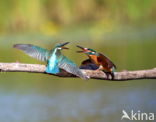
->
13, 44, 20, 48
13, 44, 33, 49
13, 44, 24, 50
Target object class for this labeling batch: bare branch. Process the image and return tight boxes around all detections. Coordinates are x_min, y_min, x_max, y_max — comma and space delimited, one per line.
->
0, 62, 156, 81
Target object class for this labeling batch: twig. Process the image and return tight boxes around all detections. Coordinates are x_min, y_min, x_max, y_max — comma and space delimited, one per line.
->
0, 62, 156, 81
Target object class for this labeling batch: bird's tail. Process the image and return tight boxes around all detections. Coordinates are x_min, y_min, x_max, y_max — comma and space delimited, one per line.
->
111, 66, 116, 73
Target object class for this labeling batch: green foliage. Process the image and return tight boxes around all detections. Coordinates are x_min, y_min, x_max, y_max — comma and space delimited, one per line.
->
0, 0, 155, 33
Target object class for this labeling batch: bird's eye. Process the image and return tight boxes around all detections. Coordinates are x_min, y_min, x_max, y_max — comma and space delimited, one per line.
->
58, 47, 62, 50
92, 52, 95, 54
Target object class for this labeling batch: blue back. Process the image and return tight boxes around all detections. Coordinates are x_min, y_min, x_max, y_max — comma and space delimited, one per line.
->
45, 48, 60, 74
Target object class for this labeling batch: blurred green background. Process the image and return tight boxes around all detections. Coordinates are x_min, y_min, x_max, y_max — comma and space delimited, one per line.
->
0, 0, 156, 122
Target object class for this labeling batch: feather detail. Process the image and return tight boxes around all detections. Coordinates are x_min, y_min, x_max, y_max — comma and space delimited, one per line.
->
97, 53, 116, 71
58, 56, 89, 80
13, 44, 50, 62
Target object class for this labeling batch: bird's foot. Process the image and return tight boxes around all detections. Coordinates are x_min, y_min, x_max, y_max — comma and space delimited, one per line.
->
103, 72, 114, 80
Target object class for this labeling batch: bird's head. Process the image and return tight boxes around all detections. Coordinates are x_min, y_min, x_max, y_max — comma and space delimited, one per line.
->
76, 45, 97, 56
55, 42, 69, 50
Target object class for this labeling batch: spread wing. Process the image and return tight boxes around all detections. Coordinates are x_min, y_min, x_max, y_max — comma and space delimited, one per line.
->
97, 53, 116, 69
58, 56, 89, 80
13, 44, 50, 62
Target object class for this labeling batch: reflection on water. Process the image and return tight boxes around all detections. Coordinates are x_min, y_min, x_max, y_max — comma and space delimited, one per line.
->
0, 89, 155, 122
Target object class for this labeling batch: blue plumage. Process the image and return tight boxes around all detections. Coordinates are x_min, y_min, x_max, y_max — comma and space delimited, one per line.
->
13, 42, 89, 79
45, 48, 60, 74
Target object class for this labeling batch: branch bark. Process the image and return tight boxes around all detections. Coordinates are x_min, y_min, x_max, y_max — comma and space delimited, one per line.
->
0, 62, 156, 81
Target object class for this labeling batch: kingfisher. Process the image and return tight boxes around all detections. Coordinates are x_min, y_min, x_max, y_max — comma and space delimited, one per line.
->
13, 42, 89, 79
76, 45, 116, 79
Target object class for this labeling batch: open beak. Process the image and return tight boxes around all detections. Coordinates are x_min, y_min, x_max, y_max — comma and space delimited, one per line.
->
76, 45, 89, 53
61, 46, 69, 49
60, 42, 70, 49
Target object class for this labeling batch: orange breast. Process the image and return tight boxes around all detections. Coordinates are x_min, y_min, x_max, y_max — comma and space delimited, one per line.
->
89, 55, 99, 65
89, 55, 112, 72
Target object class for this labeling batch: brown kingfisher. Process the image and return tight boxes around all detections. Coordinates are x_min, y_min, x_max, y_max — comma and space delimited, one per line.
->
76, 45, 116, 79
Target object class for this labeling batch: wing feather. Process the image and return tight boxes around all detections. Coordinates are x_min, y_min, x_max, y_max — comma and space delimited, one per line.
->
58, 56, 89, 79
98, 53, 116, 69
13, 44, 50, 62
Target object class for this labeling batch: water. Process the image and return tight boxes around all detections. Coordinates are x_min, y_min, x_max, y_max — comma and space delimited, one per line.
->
0, 87, 155, 122
0, 26, 156, 122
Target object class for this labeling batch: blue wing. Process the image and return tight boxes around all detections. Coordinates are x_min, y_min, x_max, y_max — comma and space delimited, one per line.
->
58, 56, 89, 80
13, 44, 50, 62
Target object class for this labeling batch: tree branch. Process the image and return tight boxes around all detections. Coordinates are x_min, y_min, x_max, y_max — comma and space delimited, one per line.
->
0, 62, 156, 81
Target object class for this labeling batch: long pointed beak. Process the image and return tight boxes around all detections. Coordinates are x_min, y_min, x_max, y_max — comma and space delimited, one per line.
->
61, 46, 69, 49
60, 42, 70, 49
76, 45, 88, 53
76, 45, 85, 50
61, 42, 70, 46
